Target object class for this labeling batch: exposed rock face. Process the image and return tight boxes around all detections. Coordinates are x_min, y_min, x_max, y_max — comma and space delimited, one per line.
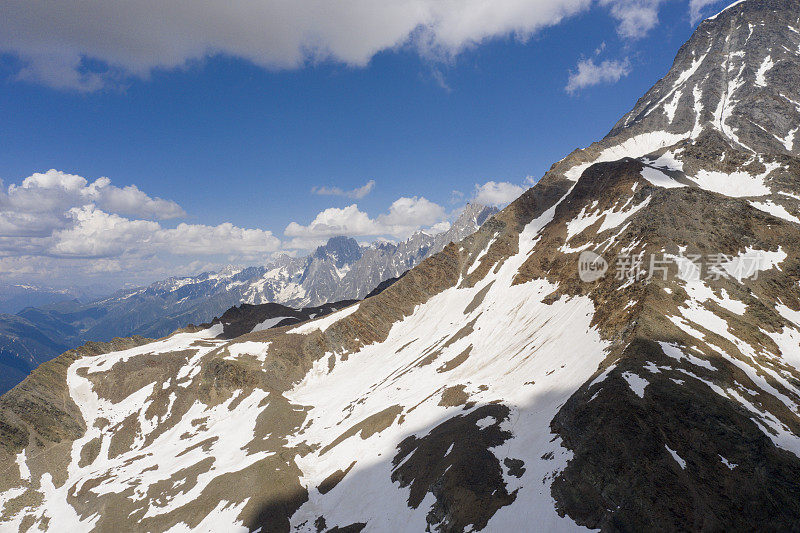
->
2, 0, 800, 531
0, 205, 496, 395
609, 0, 800, 157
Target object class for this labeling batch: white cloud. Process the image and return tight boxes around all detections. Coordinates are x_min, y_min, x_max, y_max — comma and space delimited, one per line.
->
0, 0, 613, 91
47, 206, 281, 258
449, 190, 466, 204
284, 196, 446, 247
431, 69, 452, 92
0, 254, 238, 288
565, 57, 631, 94
94, 181, 186, 219
285, 204, 377, 241
0, 170, 282, 285
379, 196, 444, 229
473, 181, 526, 207
430, 220, 452, 233
0, 169, 185, 234
48, 206, 162, 258
599, 0, 666, 39
311, 179, 375, 199
0, 169, 454, 283
161, 222, 281, 256
594, 42, 607, 55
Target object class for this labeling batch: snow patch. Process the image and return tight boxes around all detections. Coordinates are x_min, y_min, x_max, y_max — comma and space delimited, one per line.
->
565, 196, 651, 241
779, 127, 798, 151
665, 445, 686, 469
750, 200, 800, 223
674, 54, 708, 88
659, 342, 716, 371
285, 190, 607, 530
775, 304, 800, 328
755, 56, 774, 87
686, 167, 774, 197
475, 416, 495, 430
251, 316, 291, 332
563, 131, 688, 181
715, 247, 787, 282
621, 371, 649, 398
15, 451, 30, 481
468, 235, 498, 275
226, 341, 271, 362
288, 304, 360, 335
641, 167, 686, 188
664, 90, 682, 122
764, 325, 800, 374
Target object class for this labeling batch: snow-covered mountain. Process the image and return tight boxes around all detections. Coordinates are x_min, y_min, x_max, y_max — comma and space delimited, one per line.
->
2, 0, 800, 530
609, 0, 799, 157
0, 204, 496, 395
61, 202, 496, 325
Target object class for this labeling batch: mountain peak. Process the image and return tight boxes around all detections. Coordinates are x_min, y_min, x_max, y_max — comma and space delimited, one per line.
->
312, 236, 363, 267
704, 0, 748, 21
453, 203, 498, 231
605, 0, 799, 158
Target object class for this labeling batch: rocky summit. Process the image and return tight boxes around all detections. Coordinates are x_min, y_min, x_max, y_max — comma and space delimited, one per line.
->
1, 0, 800, 531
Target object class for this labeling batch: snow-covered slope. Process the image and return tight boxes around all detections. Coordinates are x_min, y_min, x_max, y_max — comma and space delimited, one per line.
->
2, 0, 800, 531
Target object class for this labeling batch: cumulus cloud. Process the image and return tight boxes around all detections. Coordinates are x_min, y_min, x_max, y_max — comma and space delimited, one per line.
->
0, 169, 455, 283
0, 0, 633, 91
311, 180, 375, 199
599, 0, 666, 39
48, 207, 162, 258
285, 204, 377, 241
0, 169, 281, 285
47, 206, 280, 258
284, 196, 446, 248
379, 196, 445, 230
473, 181, 526, 207
0, 169, 184, 233
565, 57, 631, 94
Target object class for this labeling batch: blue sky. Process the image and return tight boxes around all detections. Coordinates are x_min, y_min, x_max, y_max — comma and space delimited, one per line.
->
0, 0, 733, 289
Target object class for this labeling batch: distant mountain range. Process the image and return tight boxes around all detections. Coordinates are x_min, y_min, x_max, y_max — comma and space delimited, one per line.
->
0, 284, 101, 315
0, 203, 496, 394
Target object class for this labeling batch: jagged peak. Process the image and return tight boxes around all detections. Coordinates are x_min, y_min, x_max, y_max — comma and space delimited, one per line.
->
537, 0, 800, 195
605, 0, 800, 157
311, 235, 363, 267
452, 202, 499, 229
